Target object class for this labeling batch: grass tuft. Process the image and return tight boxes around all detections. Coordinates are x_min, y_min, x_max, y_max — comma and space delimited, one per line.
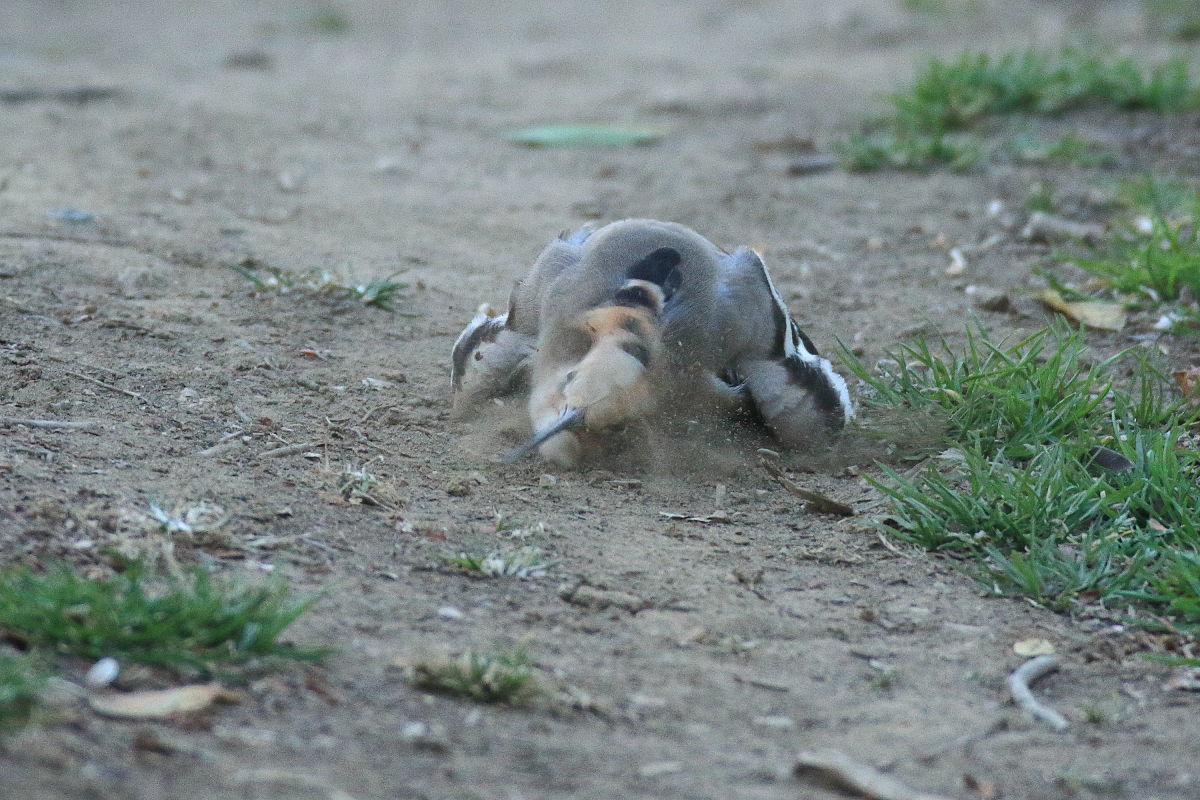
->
411, 647, 536, 704
0, 654, 45, 726
1072, 197, 1200, 305
231, 262, 409, 312
444, 547, 551, 579
849, 322, 1200, 628
843, 48, 1197, 171
0, 563, 326, 676
843, 321, 1119, 459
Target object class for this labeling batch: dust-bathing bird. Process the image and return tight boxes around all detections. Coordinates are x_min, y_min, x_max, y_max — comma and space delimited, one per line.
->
451, 219, 852, 465
504, 277, 668, 465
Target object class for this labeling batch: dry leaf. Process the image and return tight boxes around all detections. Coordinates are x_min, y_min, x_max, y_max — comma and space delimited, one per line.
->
1173, 368, 1200, 406
1013, 638, 1056, 657
1037, 290, 1126, 331
88, 683, 238, 719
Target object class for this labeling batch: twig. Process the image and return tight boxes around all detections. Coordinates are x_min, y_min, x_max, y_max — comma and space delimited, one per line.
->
257, 442, 315, 460
196, 433, 245, 458
357, 403, 396, 425
793, 749, 959, 800
1008, 655, 1068, 731
876, 531, 910, 558
731, 673, 790, 693
760, 457, 855, 516
45, 354, 123, 377
62, 369, 153, 406
2, 295, 40, 314
0, 416, 101, 430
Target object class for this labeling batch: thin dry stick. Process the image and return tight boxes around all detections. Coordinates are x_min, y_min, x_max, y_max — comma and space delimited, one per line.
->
45, 354, 122, 377
257, 442, 315, 460
1008, 655, 1068, 731
196, 435, 245, 458
63, 369, 153, 406
793, 749, 959, 800
0, 416, 101, 430
760, 457, 855, 516
876, 531, 910, 558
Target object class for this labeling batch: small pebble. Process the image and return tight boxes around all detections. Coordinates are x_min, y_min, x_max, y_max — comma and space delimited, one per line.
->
538, 474, 558, 487
945, 247, 966, 276
437, 606, 464, 620
48, 206, 94, 223
85, 657, 120, 688
752, 715, 796, 729
400, 721, 431, 740
964, 285, 1011, 313
638, 761, 684, 778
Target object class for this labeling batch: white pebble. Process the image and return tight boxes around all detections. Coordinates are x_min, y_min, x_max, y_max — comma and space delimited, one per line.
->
85, 657, 120, 688
437, 606, 464, 620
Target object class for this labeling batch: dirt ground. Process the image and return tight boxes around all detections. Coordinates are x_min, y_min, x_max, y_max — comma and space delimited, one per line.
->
3, 1, 1200, 798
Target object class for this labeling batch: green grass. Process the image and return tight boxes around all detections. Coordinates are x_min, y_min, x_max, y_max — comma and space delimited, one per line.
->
444, 546, 551, 579
841, 47, 1198, 171
1147, 0, 1200, 41
1118, 174, 1198, 216
411, 647, 536, 704
310, 6, 350, 34
231, 262, 409, 311
0, 563, 325, 676
1006, 132, 1118, 168
0, 654, 45, 726
1071, 196, 1200, 305
849, 322, 1200, 626
843, 322, 1121, 459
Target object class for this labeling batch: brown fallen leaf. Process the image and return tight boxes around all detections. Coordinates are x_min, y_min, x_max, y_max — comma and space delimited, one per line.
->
1037, 290, 1126, 332
1173, 367, 1200, 406
88, 683, 239, 719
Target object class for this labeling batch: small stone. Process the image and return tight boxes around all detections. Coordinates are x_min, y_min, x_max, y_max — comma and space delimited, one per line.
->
945, 247, 966, 276
786, 154, 838, 176
964, 285, 1011, 313
1020, 212, 1105, 245
538, 474, 558, 487
400, 721, 429, 739
85, 657, 120, 688
752, 715, 796, 729
437, 606, 464, 620
638, 761, 684, 778
628, 694, 668, 709
276, 171, 303, 193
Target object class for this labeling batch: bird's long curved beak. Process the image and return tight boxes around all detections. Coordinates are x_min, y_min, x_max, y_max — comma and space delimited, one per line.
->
503, 408, 586, 464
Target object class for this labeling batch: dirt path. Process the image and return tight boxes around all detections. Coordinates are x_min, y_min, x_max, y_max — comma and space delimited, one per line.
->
2, 2, 1198, 798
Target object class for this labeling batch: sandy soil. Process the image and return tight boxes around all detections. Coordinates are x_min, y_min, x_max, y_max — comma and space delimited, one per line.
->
3, 1, 1200, 798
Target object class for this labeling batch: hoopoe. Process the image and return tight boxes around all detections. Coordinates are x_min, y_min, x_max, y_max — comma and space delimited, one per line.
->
505, 278, 667, 466
450, 219, 852, 465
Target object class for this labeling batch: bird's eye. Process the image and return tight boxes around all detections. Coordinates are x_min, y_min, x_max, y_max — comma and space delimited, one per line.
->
474, 351, 483, 361
565, 370, 577, 382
